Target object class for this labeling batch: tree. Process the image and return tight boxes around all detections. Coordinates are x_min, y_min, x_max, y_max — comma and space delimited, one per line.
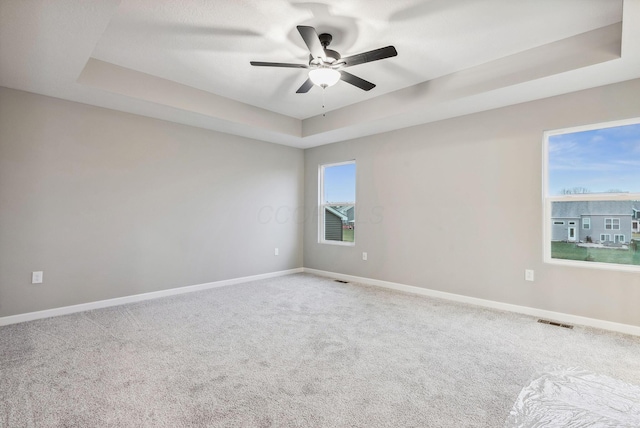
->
560, 187, 590, 194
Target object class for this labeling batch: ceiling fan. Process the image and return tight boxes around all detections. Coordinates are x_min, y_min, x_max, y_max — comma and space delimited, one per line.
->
250, 25, 397, 93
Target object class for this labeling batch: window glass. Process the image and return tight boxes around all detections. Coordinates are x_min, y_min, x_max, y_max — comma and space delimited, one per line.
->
548, 123, 640, 195
545, 119, 640, 270
323, 163, 356, 205
604, 218, 620, 230
320, 162, 356, 244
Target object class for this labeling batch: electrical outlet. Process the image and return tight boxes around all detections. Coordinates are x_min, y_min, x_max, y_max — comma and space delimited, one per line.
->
525, 269, 534, 282
32, 271, 43, 284
274, 248, 279, 256
362, 252, 368, 261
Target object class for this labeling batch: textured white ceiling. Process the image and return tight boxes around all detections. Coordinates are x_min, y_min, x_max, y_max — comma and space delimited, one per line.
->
91, 0, 623, 118
1, 0, 638, 148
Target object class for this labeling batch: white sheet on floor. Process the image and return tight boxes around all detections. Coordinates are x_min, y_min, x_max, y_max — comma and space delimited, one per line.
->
505, 367, 640, 427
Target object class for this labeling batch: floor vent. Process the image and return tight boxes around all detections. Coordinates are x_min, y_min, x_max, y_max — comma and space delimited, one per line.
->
538, 319, 574, 329
334, 279, 349, 284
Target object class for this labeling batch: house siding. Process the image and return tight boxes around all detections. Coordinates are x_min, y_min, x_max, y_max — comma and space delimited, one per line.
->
551, 217, 579, 241
346, 206, 355, 224
324, 209, 343, 241
588, 214, 632, 243
551, 201, 635, 243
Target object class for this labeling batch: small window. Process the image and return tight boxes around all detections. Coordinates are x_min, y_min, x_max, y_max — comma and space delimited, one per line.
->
604, 218, 620, 230
582, 218, 590, 229
568, 221, 576, 225
553, 221, 565, 225
319, 161, 356, 245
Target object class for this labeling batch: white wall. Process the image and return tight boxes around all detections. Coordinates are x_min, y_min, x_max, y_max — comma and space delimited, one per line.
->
0, 87, 304, 317
304, 79, 640, 327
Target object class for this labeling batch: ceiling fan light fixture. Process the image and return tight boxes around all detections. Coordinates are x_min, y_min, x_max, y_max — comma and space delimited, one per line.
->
309, 68, 341, 88
250, 26, 396, 93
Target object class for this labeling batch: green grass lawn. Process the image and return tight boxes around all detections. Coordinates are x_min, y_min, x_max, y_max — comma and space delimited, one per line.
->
343, 229, 354, 242
551, 241, 640, 266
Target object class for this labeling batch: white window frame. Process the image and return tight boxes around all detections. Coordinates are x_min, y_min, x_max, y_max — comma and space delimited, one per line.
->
318, 160, 356, 246
543, 117, 640, 272
553, 221, 565, 225
604, 218, 620, 230
600, 234, 611, 242
614, 234, 625, 243
582, 218, 590, 229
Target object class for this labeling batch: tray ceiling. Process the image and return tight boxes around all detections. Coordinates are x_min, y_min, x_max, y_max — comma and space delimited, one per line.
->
1, 0, 638, 148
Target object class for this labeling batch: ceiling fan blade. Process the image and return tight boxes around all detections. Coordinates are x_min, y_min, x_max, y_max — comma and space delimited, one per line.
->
250, 61, 308, 68
296, 78, 314, 93
297, 25, 326, 60
340, 71, 376, 91
341, 46, 398, 67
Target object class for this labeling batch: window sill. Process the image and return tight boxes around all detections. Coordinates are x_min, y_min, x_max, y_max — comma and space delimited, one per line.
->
545, 257, 640, 273
319, 240, 355, 247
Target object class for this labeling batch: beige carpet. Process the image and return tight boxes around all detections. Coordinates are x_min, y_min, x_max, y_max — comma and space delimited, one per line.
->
1, 273, 640, 427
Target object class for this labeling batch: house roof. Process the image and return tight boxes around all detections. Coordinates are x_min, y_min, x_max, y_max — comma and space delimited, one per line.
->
332, 206, 353, 215
325, 206, 347, 221
552, 201, 634, 218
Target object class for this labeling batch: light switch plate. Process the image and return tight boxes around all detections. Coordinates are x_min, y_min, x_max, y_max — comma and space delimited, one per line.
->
32, 271, 43, 284
525, 269, 534, 282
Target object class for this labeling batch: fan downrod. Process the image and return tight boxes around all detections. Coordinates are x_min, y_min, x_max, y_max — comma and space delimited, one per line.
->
315, 33, 340, 63
318, 33, 333, 48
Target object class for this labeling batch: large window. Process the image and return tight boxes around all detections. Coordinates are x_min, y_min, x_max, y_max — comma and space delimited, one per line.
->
604, 218, 620, 230
544, 119, 640, 270
319, 161, 356, 245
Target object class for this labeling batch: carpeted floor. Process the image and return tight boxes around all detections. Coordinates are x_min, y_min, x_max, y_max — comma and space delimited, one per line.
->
1, 273, 640, 427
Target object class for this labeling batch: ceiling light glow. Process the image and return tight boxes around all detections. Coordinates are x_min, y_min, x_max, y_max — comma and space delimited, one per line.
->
309, 68, 341, 88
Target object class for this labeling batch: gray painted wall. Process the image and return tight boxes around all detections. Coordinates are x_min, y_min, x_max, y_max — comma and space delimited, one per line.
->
0, 88, 304, 317
3, 79, 640, 328
304, 79, 640, 327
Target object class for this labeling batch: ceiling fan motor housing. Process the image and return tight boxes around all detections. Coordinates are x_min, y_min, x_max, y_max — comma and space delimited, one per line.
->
310, 50, 341, 66
308, 33, 341, 65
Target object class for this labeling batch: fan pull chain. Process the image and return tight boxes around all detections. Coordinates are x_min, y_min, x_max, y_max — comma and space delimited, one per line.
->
322, 87, 326, 117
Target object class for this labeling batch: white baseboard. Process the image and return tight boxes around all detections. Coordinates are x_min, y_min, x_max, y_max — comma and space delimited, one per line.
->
0, 268, 303, 326
5, 266, 638, 337
303, 268, 640, 337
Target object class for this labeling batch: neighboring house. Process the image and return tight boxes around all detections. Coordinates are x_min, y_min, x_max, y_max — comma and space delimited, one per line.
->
344, 206, 355, 228
332, 205, 355, 229
324, 207, 346, 241
551, 201, 634, 244
633, 202, 640, 233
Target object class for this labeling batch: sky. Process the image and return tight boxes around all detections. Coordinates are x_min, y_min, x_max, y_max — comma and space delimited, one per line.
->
324, 163, 356, 203
548, 122, 640, 196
